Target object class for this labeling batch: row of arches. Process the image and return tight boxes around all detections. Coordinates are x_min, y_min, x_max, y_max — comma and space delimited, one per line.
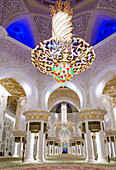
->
0, 65, 115, 112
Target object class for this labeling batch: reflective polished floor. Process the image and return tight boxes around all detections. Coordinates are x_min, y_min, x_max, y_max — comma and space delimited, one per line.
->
0, 156, 116, 170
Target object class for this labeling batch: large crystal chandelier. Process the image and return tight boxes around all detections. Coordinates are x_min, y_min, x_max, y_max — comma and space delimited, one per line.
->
53, 102, 75, 129
31, 0, 95, 86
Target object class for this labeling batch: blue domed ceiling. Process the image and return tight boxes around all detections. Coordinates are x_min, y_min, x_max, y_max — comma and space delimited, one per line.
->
91, 15, 116, 46
95, 21, 116, 45
6, 19, 35, 48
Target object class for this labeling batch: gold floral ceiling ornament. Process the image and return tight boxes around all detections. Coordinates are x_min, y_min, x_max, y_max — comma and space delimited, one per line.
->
103, 76, 116, 107
31, 0, 95, 87
0, 78, 26, 99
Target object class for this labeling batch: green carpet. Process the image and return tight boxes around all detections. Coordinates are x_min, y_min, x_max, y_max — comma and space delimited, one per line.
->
0, 157, 116, 169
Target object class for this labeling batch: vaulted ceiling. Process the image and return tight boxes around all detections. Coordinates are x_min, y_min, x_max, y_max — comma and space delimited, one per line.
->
0, 0, 115, 48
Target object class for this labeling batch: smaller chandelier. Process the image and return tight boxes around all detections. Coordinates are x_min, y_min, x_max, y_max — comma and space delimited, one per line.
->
59, 127, 71, 142
31, 0, 95, 86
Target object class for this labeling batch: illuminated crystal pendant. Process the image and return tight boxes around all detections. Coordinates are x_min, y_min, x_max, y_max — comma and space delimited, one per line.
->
31, 0, 95, 87
53, 62, 73, 86
59, 128, 70, 142
61, 127, 68, 133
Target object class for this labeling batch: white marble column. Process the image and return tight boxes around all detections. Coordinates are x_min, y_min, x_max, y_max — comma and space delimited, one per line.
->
12, 142, 19, 157
85, 121, 95, 162
24, 121, 34, 162
96, 130, 107, 162
84, 140, 87, 159
73, 146, 75, 154
59, 143, 61, 154
77, 145, 79, 155
0, 93, 8, 153
53, 141, 55, 155
75, 143, 78, 155
83, 142, 86, 157
80, 143, 83, 155
108, 140, 111, 157
50, 144, 52, 155
67, 142, 70, 154
46, 144, 48, 156
15, 97, 26, 131
71, 146, 74, 154
35, 135, 38, 160
114, 136, 116, 156
109, 137, 113, 157
19, 137, 22, 157
110, 137, 115, 157
56, 145, 58, 154
44, 136, 47, 158
71, 144, 73, 154
25, 131, 34, 162
37, 122, 44, 162
55, 146, 57, 155
61, 142, 63, 154
68, 145, 71, 154
81, 143, 84, 155
105, 140, 108, 157
48, 142, 50, 155
58, 143, 59, 154
92, 135, 97, 159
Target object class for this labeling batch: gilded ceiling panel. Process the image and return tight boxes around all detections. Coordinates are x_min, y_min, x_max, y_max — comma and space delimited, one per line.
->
48, 87, 80, 109
103, 76, 116, 106
0, 78, 26, 99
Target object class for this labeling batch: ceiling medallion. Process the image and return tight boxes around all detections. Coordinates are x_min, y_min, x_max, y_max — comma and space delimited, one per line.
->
31, 0, 95, 87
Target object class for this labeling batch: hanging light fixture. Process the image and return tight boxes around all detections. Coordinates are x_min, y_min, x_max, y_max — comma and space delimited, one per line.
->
31, 0, 95, 87
59, 127, 71, 142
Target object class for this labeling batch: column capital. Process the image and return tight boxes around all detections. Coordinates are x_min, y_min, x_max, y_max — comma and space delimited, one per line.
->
23, 110, 51, 121
79, 109, 106, 121
48, 137, 56, 141
105, 130, 116, 136
73, 137, 82, 141
13, 131, 26, 137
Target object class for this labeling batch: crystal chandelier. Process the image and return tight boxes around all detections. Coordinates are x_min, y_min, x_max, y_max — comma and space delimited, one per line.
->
54, 102, 75, 142
53, 102, 75, 129
59, 127, 71, 142
31, 0, 95, 86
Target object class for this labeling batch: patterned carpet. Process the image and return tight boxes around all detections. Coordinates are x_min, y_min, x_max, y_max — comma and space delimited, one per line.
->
5, 165, 116, 170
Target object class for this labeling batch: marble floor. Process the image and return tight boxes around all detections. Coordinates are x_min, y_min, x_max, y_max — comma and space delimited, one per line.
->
4, 165, 116, 170
0, 157, 116, 170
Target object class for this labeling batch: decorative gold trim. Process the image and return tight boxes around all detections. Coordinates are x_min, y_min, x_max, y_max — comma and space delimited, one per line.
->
73, 137, 82, 141
105, 130, 116, 136
13, 131, 26, 137
55, 139, 60, 143
53, 122, 76, 128
48, 137, 56, 141
79, 109, 106, 113
24, 110, 50, 115
50, 0, 74, 17
0, 78, 26, 99
69, 139, 74, 143
103, 75, 116, 107
23, 110, 51, 121
79, 109, 106, 120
